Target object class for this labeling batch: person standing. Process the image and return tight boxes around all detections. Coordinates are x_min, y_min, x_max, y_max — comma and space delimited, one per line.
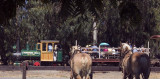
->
48, 44, 52, 52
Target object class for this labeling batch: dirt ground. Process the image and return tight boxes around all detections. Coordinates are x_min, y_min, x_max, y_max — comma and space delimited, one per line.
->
0, 70, 160, 79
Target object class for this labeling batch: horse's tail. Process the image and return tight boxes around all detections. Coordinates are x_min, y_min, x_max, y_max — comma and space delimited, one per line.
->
140, 57, 148, 67
139, 54, 150, 67
139, 54, 150, 73
139, 54, 150, 78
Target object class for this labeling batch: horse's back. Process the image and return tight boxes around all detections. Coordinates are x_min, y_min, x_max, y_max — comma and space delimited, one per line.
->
73, 53, 92, 68
73, 53, 92, 63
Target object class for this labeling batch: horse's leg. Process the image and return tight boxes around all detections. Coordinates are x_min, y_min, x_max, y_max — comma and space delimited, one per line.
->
70, 70, 73, 79
142, 70, 150, 79
128, 74, 133, 79
89, 71, 93, 79
122, 68, 127, 79
85, 74, 90, 79
135, 73, 140, 79
70, 75, 73, 79
76, 75, 81, 79
123, 72, 127, 79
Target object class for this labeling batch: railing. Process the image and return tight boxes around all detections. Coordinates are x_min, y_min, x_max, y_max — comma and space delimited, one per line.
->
81, 47, 120, 59
81, 47, 119, 53
80, 47, 150, 59
133, 48, 150, 55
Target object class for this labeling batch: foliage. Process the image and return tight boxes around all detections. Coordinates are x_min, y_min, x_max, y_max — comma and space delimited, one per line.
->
1, 0, 160, 64
0, 0, 25, 65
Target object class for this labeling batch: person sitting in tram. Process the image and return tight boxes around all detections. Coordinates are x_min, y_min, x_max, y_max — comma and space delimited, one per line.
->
48, 44, 52, 52
103, 46, 108, 53
133, 45, 138, 53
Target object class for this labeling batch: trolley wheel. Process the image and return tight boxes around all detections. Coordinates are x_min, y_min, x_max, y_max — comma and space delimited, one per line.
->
33, 61, 40, 66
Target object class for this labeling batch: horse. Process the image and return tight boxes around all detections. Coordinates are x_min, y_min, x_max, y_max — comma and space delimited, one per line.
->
120, 43, 150, 79
69, 46, 92, 79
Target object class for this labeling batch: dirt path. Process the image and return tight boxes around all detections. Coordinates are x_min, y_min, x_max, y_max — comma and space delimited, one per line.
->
0, 70, 160, 79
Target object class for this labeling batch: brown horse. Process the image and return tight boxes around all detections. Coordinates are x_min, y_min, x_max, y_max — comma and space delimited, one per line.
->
70, 46, 92, 79
120, 43, 150, 79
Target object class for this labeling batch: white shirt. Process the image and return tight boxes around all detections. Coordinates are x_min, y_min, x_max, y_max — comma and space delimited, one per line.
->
48, 45, 52, 51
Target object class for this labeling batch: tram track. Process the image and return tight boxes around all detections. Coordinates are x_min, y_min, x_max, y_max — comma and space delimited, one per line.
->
0, 66, 160, 71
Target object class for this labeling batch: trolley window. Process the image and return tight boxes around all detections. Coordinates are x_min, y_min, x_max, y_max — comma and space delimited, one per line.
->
42, 43, 46, 51
37, 44, 40, 50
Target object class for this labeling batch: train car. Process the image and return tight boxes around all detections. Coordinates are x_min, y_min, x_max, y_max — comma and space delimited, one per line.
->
38, 40, 63, 66
12, 40, 64, 66
81, 43, 120, 66
150, 35, 160, 66
80, 42, 150, 66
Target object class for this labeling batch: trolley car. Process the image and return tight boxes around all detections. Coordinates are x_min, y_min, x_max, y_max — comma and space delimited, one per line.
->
80, 42, 150, 66
12, 40, 64, 66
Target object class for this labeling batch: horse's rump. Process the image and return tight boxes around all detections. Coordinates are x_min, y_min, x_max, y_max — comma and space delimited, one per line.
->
71, 53, 92, 77
73, 53, 92, 69
131, 52, 150, 73
131, 53, 150, 65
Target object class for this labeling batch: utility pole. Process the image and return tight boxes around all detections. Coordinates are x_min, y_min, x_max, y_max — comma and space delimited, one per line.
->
16, 5, 21, 53
93, 17, 97, 45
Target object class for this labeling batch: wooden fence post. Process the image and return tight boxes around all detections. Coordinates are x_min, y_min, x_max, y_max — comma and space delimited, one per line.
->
22, 62, 27, 79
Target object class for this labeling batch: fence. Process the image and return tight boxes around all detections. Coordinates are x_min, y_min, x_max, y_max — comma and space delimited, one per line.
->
81, 47, 150, 57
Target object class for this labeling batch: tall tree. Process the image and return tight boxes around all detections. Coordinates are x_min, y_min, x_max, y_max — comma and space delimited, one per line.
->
0, 0, 25, 65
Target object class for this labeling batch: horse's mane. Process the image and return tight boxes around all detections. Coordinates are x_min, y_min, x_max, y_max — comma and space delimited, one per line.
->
70, 46, 81, 56
122, 43, 132, 51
